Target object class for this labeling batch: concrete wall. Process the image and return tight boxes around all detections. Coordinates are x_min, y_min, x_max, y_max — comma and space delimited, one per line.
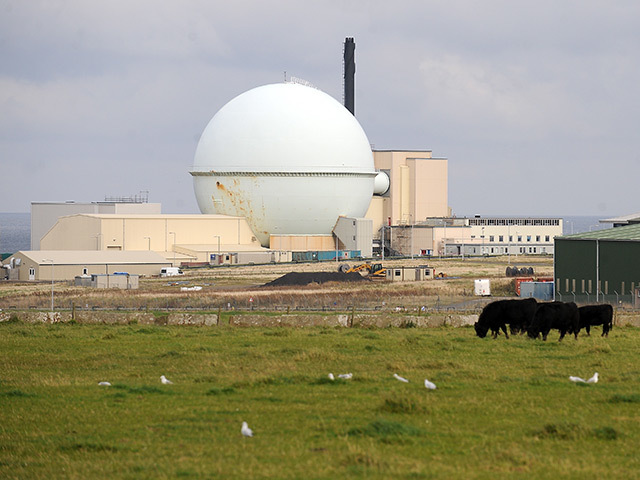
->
0, 311, 218, 325
4, 310, 639, 328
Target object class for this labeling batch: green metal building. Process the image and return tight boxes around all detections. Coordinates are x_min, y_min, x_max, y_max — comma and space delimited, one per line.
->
554, 224, 640, 303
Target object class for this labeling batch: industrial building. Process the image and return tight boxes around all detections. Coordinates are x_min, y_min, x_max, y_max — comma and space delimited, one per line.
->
600, 212, 640, 228
39, 213, 267, 264
555, 224, 640, 303
1, 250, 170, 281
384, 216, 562, 258
31, 194, 160, 250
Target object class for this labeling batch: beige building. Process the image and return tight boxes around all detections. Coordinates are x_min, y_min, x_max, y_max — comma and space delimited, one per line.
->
31, 198, 161, 250
2, 250, 170, 281
366, 150, 449, 235
40, 213, 270, 265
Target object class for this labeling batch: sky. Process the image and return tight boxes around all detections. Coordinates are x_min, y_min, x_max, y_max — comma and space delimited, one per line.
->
1, 1, 639, 217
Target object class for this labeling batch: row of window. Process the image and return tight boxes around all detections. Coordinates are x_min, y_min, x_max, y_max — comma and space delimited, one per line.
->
483, 246, 547, 254
471, 235, 551, 243
469, 218, 560, 226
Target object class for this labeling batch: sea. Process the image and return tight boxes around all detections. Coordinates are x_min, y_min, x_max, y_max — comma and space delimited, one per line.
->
0, 213, 31, 254
0, 212, 610, 255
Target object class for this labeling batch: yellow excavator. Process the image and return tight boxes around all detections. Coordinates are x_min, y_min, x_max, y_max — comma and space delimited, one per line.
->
338, 262, 387, 279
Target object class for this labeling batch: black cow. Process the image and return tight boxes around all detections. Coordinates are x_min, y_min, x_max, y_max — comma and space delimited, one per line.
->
578, 304, 613, 337
527, 301, 579, 341
475, 298, 538, 339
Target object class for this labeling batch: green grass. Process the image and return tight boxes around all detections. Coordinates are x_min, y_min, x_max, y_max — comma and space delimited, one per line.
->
1, 323, 640, 479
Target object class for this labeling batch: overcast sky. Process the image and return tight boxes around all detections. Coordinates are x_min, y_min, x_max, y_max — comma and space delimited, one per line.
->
1, 1, 638, 217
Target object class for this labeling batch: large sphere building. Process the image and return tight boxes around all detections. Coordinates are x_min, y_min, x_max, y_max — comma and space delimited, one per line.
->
191, 83, 377, 247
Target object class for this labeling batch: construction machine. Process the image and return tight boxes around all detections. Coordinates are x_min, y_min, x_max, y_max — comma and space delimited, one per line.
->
338, 262, 387, 279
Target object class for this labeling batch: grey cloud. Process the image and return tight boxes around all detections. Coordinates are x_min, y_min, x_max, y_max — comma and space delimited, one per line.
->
0, 1, 639, 217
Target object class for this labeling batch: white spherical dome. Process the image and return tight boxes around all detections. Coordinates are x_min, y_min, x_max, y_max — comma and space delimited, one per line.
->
191, 83, 376, 246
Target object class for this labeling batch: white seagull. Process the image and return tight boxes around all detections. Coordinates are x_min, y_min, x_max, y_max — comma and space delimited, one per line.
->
569, 373, 599, 384
337, 373, 353, 379
424, 378, 437, 390
98, 381, 111, 386
393, 373, 409, 383
241, 421, 254, 437
160, 375, 174, 385
328, 373, 335, 381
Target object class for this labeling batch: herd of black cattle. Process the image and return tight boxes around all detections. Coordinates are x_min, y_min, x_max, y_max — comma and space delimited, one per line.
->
474, 298, 614, 341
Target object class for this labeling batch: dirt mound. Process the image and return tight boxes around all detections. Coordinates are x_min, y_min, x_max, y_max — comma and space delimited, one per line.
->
263, 271, 369, 287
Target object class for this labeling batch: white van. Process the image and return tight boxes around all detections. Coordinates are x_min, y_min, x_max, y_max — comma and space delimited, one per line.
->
160, 267, 184, 277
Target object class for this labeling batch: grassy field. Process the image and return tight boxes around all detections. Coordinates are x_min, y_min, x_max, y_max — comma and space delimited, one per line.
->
1, 321, 639, 479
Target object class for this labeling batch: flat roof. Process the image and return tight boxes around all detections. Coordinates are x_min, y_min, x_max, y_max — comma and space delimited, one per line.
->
11, 250, 171, 265
600, 212, 640, 224
559, 223, 640, 241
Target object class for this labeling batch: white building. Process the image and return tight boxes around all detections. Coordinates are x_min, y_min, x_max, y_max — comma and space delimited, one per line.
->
386, 216, 563, 257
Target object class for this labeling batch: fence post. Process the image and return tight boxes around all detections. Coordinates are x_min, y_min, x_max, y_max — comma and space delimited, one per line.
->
217, 306, 221, 326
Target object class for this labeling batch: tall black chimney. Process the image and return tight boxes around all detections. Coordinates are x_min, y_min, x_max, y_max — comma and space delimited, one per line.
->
343, 37, 355, 116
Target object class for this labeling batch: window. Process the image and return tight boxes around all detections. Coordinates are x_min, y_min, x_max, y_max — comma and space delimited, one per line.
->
527, 235, 532, 242
499, 235, 503, 242
517, 235, 522, 242
536, 235, 540, 242
489, 235, 494, 242
545, 235, 550, 242
82, 268, 88, 275
509, 235, 513, 242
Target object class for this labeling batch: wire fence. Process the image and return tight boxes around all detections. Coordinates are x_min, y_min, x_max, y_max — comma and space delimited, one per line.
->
3, 293, 638, 314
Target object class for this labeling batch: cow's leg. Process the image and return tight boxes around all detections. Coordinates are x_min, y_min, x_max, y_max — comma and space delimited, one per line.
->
542, 330, 548, 341
558, 330, 566, 342
585, 325, 591, 336
502, 324, 509, 339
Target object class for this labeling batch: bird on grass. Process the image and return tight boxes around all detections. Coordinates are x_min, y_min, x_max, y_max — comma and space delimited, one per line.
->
328, 373, 335, 381
241, 421, 254, 437
424, 378, 437, 390
393, 373, 409, 383
569, 372, 599, 384
160, 375, 174, 385
337, 373, 353, 379
98, 381, 111, 386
